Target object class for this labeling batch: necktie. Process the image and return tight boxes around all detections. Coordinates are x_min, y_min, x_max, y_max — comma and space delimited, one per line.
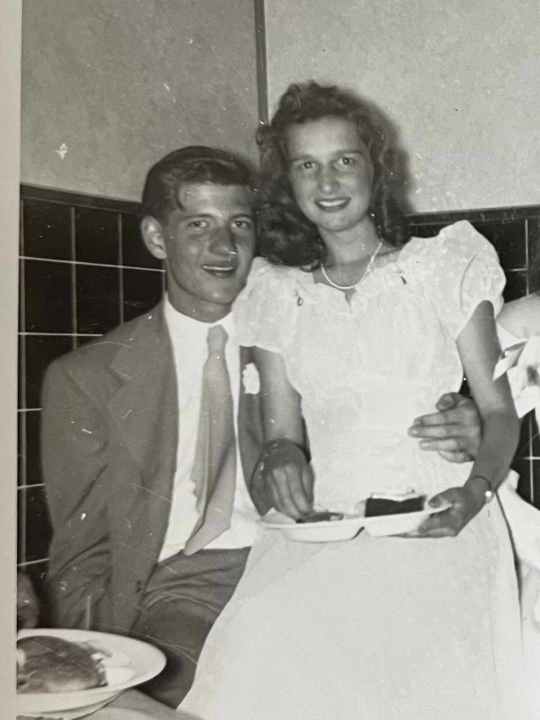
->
184, 325, 237, 555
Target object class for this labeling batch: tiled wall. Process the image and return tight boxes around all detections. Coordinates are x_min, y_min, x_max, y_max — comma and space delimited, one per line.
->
17, 185, 164, 610
17, 186, 540, 616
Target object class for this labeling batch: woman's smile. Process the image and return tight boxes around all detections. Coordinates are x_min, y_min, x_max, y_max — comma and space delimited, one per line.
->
314, 197, 351, 212
286, 116, 374, 236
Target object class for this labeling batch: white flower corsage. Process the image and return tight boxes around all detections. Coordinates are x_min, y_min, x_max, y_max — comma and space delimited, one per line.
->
494, 336, 540, 418
242, 362, 261, 395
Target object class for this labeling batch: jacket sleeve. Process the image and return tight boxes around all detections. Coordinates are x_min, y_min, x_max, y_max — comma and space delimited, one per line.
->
41, 358, 114, 629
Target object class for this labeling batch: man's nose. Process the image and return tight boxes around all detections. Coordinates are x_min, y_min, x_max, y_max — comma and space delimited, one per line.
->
210, 226, 236, 254
318, 165, 339, 194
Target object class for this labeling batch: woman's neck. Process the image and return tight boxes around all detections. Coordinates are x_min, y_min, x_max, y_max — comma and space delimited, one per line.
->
320, 217, 381, 267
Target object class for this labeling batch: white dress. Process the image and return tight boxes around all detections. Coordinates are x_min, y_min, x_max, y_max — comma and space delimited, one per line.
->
181, 221, 526, 720
496, 324, 540, 716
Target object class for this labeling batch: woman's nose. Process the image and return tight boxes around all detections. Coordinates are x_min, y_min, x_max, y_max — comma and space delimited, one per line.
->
318, 166, 338, 194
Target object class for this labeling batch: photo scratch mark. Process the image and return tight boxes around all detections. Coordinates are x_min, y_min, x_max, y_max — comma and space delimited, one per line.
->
55, 143, 69, 159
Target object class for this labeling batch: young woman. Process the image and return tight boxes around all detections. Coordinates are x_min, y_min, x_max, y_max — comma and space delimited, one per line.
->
182, 82, 525, 719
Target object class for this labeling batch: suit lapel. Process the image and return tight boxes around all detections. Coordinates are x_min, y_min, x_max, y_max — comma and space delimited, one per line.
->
108, 305, 177, 490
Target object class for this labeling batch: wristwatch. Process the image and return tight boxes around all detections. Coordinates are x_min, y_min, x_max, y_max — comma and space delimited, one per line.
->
472, 475, 495, 504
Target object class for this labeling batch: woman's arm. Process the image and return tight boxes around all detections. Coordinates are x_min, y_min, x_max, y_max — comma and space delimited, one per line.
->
458, 301, 519, 493
415, 301, 519, 537
249, 347, 314, 518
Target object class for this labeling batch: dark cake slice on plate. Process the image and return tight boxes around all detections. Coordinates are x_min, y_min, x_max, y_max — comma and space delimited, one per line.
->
364, 491, 426, 517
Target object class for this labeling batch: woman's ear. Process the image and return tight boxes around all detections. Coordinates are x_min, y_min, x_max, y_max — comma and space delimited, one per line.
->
141, 216, 168, 260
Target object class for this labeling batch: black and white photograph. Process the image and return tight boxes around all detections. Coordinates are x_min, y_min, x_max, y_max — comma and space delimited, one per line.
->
6, 1, 540, 718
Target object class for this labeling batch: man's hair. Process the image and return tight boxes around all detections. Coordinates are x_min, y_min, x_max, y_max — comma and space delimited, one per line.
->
141, 146, 257, 223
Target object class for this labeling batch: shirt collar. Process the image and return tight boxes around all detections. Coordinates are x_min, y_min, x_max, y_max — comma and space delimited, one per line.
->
163, 294, 235, 338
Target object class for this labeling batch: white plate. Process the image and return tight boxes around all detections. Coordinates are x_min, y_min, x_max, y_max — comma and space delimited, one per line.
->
361, 503, 450, 537
261, 503, 451, 542
262, 512, 365, 543
17, 628, 166, 718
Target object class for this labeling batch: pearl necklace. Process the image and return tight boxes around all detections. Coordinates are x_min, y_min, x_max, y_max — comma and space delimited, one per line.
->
321, 240, 384, 291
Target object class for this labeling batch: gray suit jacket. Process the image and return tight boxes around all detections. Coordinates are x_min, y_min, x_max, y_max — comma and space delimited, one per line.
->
42, 303, 264, 633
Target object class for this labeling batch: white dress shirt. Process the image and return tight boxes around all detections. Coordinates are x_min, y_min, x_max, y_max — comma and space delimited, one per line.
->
159, 297, 259, 561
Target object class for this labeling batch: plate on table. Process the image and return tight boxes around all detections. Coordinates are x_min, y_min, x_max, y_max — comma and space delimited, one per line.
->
261, 511, 365, 543
261, 501, 452, 542
17, 628, 166, 719
359, 500, 451, 537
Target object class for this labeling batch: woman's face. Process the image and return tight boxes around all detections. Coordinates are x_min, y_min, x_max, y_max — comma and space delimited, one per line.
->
286, 116, 374, 235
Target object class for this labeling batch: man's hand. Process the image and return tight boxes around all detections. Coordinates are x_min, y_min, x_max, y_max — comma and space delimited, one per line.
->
17, 572, 39, 629
252, 440, 314, 519
408, 392, 482, 462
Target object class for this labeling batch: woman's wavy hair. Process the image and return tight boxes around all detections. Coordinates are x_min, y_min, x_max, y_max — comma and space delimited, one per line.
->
255, 81, 409, 267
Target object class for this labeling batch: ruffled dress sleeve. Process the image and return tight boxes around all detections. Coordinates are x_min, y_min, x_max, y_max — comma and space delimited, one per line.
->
233, 257, 301, 354
412, 220, 506, 339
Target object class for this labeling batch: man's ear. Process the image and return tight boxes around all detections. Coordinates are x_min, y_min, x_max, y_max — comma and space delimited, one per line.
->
141, 216, 168, 260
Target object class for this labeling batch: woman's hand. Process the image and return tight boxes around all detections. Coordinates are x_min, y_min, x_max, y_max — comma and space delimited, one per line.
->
402, 477, 488, 538
253, 439, 314, 519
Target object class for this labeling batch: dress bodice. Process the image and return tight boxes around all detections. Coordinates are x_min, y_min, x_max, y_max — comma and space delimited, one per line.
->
235, 221, 505, 510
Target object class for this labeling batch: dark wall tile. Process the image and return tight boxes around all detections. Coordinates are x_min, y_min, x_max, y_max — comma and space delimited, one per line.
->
122, 213, 162, 269
18, 412, 25, 486
408, 222, 445, 239
75, 207, 119, 265
75, 334, 100, 349
123, 268, 164, 322
23, 199, 71, 260
76, 265, 120, 334
25, 410, 43, 487
25, 260, 73, 333
19, 334, 25, 408
514, 457, 533, 504
473, 219, 526, 269
532, 460, 540, 508
503, 271, 527, 302
25, 335, 73, 409
25, 485, 52, 562
531, 416, 540, 458
17, 487, 25, 563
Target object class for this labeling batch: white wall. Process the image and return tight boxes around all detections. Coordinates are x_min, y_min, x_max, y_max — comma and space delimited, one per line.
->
265, 0, 540, 212
22, 0, 259, 200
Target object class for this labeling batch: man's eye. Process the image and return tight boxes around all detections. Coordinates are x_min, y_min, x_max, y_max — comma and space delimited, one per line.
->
292, 160, 316, 173
186, 219, 208, 230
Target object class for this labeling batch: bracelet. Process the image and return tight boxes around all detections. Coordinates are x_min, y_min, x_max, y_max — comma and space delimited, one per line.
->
469, 474, 495, 504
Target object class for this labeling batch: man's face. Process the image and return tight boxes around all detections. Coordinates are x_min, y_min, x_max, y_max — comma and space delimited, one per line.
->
144, 183, 256, 321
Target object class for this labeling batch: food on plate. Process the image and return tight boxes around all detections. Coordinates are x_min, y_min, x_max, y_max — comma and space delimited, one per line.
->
17, 635, 107, 693
364, 491, 426, 517
296, 510, 345, 524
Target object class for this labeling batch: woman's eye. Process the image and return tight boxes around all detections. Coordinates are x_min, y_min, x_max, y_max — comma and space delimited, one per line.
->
337, 156, 357, 168
232, 218, 254, 231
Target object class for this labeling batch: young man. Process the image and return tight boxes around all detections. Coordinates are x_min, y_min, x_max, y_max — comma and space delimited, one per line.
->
42, 145, 482, 707
43, 146, 263, 706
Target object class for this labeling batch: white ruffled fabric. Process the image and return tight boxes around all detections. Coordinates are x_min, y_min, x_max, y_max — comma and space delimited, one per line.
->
182, 222, 526, 720
496, 325, 540, 715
